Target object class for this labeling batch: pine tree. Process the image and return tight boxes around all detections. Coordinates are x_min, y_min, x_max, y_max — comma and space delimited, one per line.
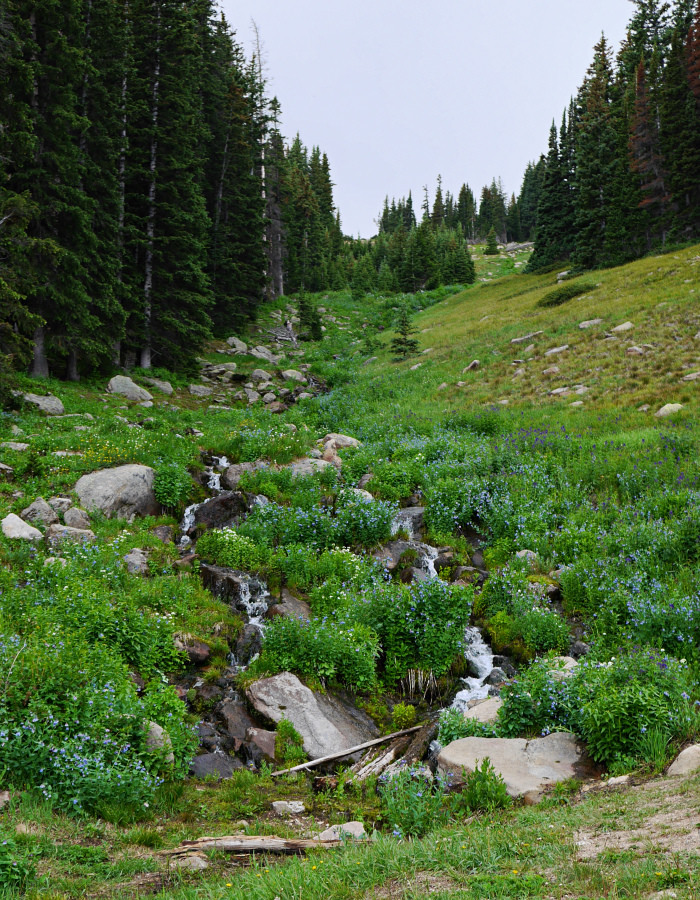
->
484, 226, 499, 255
528, 122, 573, 270
390, 305, 419, 359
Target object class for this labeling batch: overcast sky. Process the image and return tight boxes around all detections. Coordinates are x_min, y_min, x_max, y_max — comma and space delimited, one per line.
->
220, 1, 634, 237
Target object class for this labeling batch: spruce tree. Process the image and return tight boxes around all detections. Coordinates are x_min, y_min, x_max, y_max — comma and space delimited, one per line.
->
484, 226, 500, 255
390, 305, 419, 359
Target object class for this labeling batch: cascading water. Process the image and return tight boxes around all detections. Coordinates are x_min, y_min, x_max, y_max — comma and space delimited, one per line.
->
178, 455, 231, 547
451, 626, 495, 709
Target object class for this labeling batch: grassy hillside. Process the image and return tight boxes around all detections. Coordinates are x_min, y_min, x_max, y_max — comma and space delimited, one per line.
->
0, 245, 699, 899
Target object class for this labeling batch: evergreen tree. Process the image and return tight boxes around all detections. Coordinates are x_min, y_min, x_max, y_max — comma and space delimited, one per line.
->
456, 183, 477, 239
484, 226, 499, 255
390, 305, 419, 359
528, 122, 573, 270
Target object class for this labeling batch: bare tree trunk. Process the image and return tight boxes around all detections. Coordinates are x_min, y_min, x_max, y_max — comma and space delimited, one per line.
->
113, 0, 130, 369
30, 326, 49, 378
141, 0, 160, 370
66, 349, 80, 381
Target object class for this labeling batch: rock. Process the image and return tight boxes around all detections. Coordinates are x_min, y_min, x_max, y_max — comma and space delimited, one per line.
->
193, 492, 248, 532
638, 404, 651, 412
516, 549, 538, 564
142, 377, 173, 395
199, 566, 270, 618
511, 331, 543, 345
409, 363, 422, 371
46, 524, 96, 547
579, 318, 603, 329
227, 336, 248, 353
485, 667, 508, 686
124, 548, 150, 575
75, 465, 159, 519
358, 473, 374, 489
172, 855, 209, 871
1, 442, 29, 451
246, 672, 378, 760
548, 656, 578, 682
0, 790, 11, 810
250, 346, 280, 364
189, 384, 212, 397
107, 375, 153, 402
0, 463, 13, 478
324, 433, 361, 449
217, 698, 256, 749
655, 403, 684, 418
297, 392, 314, 401
245, 727, 277, 763
627, 346, 645, 356
267, 589, 312, 621
282, 369, 306, 383
2, 514, 42, 541
463, 360, 480, 372
437, 733, 594, 799
272, 800, 306, 816
152, 525, 174, 544
545, 345, 569, 357
44, 557, 68, 568
317, 822, 367, 841
222, 461, 265, 490
244, 388, 261, 404
174, 634, 211, 666
190, 752, 242, 779
437, 382, 448, 391
543, 366, 560, 376
606, 774, 630, 786
349, 488, 374, 502
612, 321, 634, 333
251, 368, 272, 382
21, 497, 59, 526
667, 744, 700, 776
288, 458, 332, 478
681, 371, 700, 382
63, 507, 91, 530
22, 392, 65, 415
263, 392, 277, 404
465, 697, 503, 725
235, 624, 263, 666
145, 721, 175, 765
569, 641, 590, 658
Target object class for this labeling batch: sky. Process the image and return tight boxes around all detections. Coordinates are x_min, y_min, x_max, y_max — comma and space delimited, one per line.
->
220, 1, 634, 237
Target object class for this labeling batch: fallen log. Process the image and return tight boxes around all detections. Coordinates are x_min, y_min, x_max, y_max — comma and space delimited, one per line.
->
164, 834, 361, 858
270, 725, 423, 777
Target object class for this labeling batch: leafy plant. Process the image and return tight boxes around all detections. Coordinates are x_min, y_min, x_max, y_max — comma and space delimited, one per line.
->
0, 833, 34, 891
153, 462, 192, 510
274, 718, 307, 767
379, 766, 450, 838
536, 280, 596, 308
455, 758, 511, 813
391, 702, 417, 731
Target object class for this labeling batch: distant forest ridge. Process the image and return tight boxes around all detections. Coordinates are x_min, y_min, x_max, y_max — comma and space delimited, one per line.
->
1, 0, 699, 384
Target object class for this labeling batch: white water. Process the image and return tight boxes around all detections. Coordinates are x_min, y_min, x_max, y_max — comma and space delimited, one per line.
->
392, 509, 422, 540
207, 455, 231, 491
451, 626, 495, 710
178, 456, 231, 547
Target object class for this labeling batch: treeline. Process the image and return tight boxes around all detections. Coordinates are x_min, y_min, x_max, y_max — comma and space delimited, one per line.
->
0, 0, 343, 380
529, 0, 700, 272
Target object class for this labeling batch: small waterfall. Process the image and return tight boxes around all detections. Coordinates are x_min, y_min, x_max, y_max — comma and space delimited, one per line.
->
178, 503, 202, 548
451, 626, 495, 710
178, 456, 231, 547
413, 542, 439, 579
207, 455, 231, 492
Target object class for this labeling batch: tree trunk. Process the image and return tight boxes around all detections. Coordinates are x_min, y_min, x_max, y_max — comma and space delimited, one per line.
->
30, 326, 49, 378
66, 349, 80, 381
141, 0, 160, 370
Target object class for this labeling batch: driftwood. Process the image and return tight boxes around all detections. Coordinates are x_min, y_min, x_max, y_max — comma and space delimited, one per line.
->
270, 725, 423, 777
164, 834, 360, 859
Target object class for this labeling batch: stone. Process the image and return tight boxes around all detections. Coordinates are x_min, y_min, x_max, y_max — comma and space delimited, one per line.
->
579, 318, 603, 330
324, 433, 361, 449
193, 492, 248, 532
681, 371, 700, 382
627, 346, 645, 356
272, 800, 306, 816
463, 360, 480, 372
0, 791, 11, 810
606, 774, 630, 786
22, 392, 65, 415
227, 336, 248, 353
263, 392, 277, 404
465, 697, 503, 725
251, 368, 272, 382
63, 507, 91, 530
21, 497, 59, 526
550, 387, 570, 396
217, 698, 255, 749
190, 751, 241, 780
569, 641, 590, 659
543, 366, 560, 376
545, 345, 569, 357
612, 321, 634, 333
409, 363, 422, 371
297, 392, 314, 401
282, 369, 306, 383
152, 525, 174, 544
246, 672, 378, 760
244, 388, 261, 404
189, 384, 212, 397
46, 524, 96, 547
124, 548, 150, 575
222, 461, 265, 490
437, 382, 448, 391
638, 404, 651, 412
317, 822, 367, 842
570, 401, 584, 408
75, 465, 159, 520
511, 331, 543, 345
267, 401, 287, 414
44, 557, 67, 568
267, 588, 312, 622
350, 488, 374, 502
437, 732, 594, 799
173, 855, 209, 871
245, 727, 277, 763
2, 514, 42, 541
107, 376, 153, 402
145, 721, 175, 765
667, 744, 700, 776
1, 442, 29, 451
548, 656, 578, 682
143, 377, 174, 395
516, 549, 538, 564
655, 403, 684, 418
174, 634, 211, 666
288, 458, 332, 478
0, 463, 13, 478
485, 667, 508, 686
235, 624, 263, 666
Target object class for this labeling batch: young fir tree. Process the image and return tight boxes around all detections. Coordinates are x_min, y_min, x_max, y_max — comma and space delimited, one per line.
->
527, 122, 573, 271
484, 226, 500, 255
390, 305, 419, 359
297, 294, 322, 341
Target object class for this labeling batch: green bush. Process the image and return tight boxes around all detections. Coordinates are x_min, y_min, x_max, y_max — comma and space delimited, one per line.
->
536, 280, 596, 308
153, 462, 192, 509
196, 529, 269, 571
391, 702, 417, 731
0, 833, 35, 891
275, 718, 307, 767
455, 758, 511, 813
379, 766, 450, 838
438, 707, 497, 745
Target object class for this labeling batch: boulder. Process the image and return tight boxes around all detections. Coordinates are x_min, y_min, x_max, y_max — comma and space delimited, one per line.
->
545, 345, 569, 357
246, 672, 378, 760
681, 371, 700, 382
0, 463, 13, 479
317, 822, 367, 842
245, 727, 277, 763
222, 461, 266, 491
173, 856, 209, 872
655, 403, 684, 418
266, 588, 312, 622
463, 360, 480, 373
190, 752, 241, 779
437, 732, 595, 800
124, 548, 150, 575
2, 514, 42, 541
216, 698, 256, 750
22, 392, 65, 415
579, 318, 603, 330
465, 697, 503, 725
107, 376, 153, 402
227, 336, 248, 353
235, 624, 263, 666
63, 507, 91, 530
547, 656, 578, 682
667, 744, 700, 777
21, 497, 59, 526
288, 458, 332, 478
192, 491, 248, 532
511, 331, 543, 345
267, 401, 287, 414
251, 368, 272, 382
325, 433, 361, 449
189, 384, 212, 397
174, 634, 211, 667
282, 369, 306, 383
612, 321, 634, 333
145, 721, 175, 765
271, 800, 306, 816
74, 465, 159, 519
249, 346, 280, 364
143, 377, 174, 395
46, 524, 96, 547
151, 525, 174, 544
1, 442, 29, 451
244, 388, 261, 404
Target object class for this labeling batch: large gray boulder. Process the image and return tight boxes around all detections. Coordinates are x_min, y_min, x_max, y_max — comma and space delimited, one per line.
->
2, 514, 42, 542
21, 497, 59, 526
246, 672, 378, 760
667, 744, 700, 776
107, 376, 153, 402
74, 465, 159, 520
437, 733, 595, 800
22, 393, 65, 415
287, 458, 332, 478
46, 524, 96, 547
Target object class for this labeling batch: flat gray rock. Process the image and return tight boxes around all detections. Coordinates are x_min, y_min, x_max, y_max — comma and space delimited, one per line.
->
23, 392, 65, 415
667, 744, 700, 776
272, 800, 306, 816
46, 524, 96, 547
287, 458, 332, 478
655, 403, 684, 418
246, 672, 378, 760
74, 464, 159, 520
189, 384, 212, 397
437, 732, 594, 800
63, 507, 91, 530
143, 377, 173, 395
107, 376, 153, 402
2, 514, 42, 541
1, 442, 29, 451
465, 697, 502, 725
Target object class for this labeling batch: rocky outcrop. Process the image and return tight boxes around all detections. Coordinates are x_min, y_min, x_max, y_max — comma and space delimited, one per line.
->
74, 465, 159, 520
246, 672, 378, 760
192, 492, 249, 532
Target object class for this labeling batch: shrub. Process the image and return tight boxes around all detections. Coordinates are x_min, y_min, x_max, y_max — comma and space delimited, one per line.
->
0, 833, 35, 891
196, 529, 269, 571
379, 766, 450, 838
153, 462, 192, 510
536, 280, 596, 308
391, 702, 417, 731
437, 707, 497, 745
498, 655, 568, 738
275, 718, 307, 767
455, 758, 511, 813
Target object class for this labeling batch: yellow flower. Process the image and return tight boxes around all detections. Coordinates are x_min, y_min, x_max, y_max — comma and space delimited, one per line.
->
312, 865, 317, 870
